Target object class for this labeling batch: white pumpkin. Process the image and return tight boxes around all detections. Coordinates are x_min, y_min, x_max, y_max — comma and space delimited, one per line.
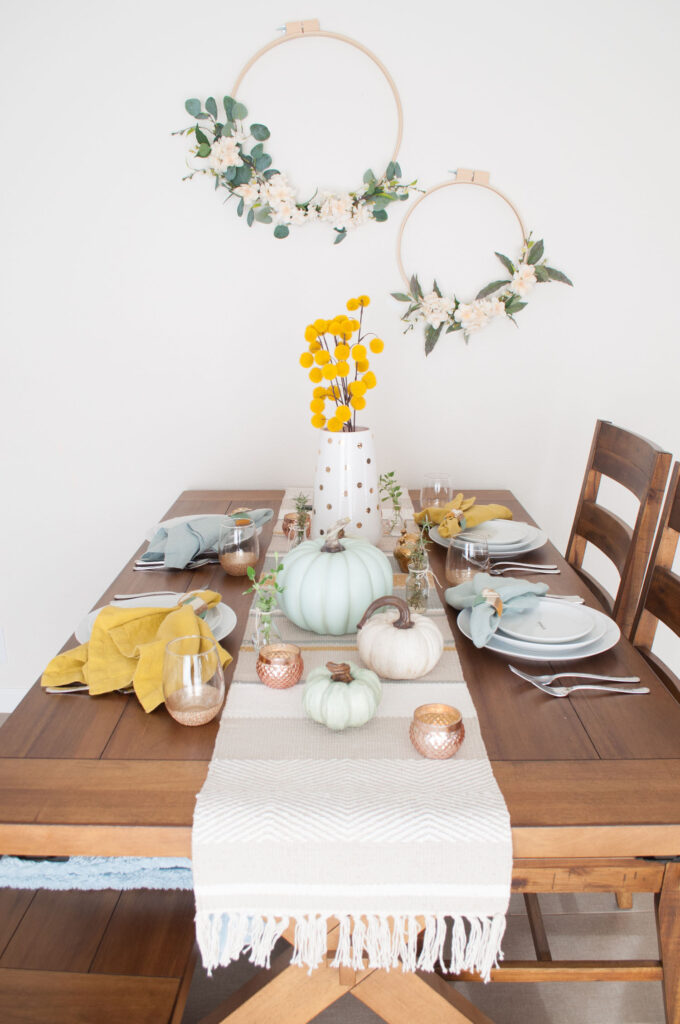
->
277, 527, 392, 636
303, 661, 382, 731
357, 596, 443, 679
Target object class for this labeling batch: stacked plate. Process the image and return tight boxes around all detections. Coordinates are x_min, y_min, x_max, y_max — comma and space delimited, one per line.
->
75, 593, 237, 644
457, 598, 620, 662
431, 519, 548, 557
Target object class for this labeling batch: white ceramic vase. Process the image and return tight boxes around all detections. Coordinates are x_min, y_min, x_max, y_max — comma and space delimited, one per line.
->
311, 427, 381, 545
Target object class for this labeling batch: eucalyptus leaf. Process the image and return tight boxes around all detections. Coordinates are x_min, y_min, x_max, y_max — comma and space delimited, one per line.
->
237, 197, 245, 217
495, 251, 515, 275
527, 239, 545, 265
373, 209, 388, 222
232, 165, 252, 186
391, 292, 411, 302
334, 228, 347, 244
196, 142, 211, 158
504, 298, 527, 315
250, 143, 264, 160
475, 279, 511, 300
273, 224, 289, 239
546, 266, 573, 286
363, 169, 376, 184
247, 207, 255, 226
534, 265, 550, 283
250, 123, 270, 141
205, 96, 218, 119
223, 96, 235, 121
394, 162, 402, 177
386, 161, 396, 179
263, 168, 279, 180
185, 98, 202, 118
232, 101, 248, 120
424, 323, 443, 356
195, 126, 209, 146
195, 113, 210, 120
255, 154, 272, 172
254, 205, 272, 223
225, 165, 236, 181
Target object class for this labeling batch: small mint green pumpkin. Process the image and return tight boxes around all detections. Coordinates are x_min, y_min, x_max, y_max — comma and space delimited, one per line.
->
277, 533, 392, 635
303, 661, 382, 731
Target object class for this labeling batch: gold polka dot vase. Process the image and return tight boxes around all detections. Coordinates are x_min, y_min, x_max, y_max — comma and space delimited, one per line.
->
311, 427, 381, 545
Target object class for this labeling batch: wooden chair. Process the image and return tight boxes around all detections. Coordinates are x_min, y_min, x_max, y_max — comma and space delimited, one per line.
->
566, 420, 671, 638
630, 461, 680, 696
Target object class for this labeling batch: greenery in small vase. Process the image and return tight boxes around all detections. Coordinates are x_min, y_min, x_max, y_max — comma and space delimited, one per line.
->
409, 517, 432, 571
293, 492, 310, 546
244, 558, 284, 647
379, 471, 403, 533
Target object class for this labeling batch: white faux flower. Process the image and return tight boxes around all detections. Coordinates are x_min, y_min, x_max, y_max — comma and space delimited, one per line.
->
271, 200, 296, 226
510, 263, 536, 297
265, 173, 296, 207
233, 180, 260, 205
349, 201, 371, 228
231, 124, 250, 145
319, 192, 354, 230
290, 206, 308, 226
420, 291, 455, 329
454, 301, 490, 333
487, 298, 507, 318
209, 136, 243, 170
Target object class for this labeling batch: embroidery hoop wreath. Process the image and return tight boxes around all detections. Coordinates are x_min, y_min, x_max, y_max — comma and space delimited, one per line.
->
393, 169, 573, 354
177, 20, 416, 244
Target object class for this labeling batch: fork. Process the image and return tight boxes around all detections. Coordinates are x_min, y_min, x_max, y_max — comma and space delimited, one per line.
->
509, 666, 648, 696
487, 565, 560, 576
509, 665, 641, 685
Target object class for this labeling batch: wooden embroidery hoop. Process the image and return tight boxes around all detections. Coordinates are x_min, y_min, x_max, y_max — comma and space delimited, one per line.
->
396, 169, 527, 289
232, 20, 404, 167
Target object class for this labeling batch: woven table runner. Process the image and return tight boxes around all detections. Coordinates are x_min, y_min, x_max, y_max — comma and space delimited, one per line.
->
193, 490, 511, 980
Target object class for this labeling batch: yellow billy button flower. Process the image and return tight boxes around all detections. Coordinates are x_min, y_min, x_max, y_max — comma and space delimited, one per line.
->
369, 337, 384, 353
334, 343, 350, 359
313, 386, 326, 398
346, 298, 359, 311
299, 352, 314, 368
362, 371, 377, 389
314, 349, 330, 365
358, 295, 370, 307
313, 319, 327, 333
304, 326, 318, 343
310, 398, 325, 413
335, 361, 350, 378
356, 358, 370, 373
351, 344, 367, 361
327, 417, 342, 432
350, 395, 366, 410
322, 364, 337, 380
349, 380, 367, 397
329, 384, 342, 399
311, 413, 326, 428
308, 339, 321, 352
336, 404, 352, 423
309, 367, 323, 383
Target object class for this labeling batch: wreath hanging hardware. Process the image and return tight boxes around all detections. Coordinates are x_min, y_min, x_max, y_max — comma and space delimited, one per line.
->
177, 21, 416, 243
392, 169, 572, 354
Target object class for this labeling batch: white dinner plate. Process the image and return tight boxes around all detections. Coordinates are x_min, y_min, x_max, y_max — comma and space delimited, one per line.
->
457, 606, 620, 662
76, 594, 237, 644
432, 523, 548, 556
497, 599, 597, 644
455, 520, 530, 548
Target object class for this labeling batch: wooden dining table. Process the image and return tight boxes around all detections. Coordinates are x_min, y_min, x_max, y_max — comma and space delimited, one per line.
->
1, 487, 680, 1024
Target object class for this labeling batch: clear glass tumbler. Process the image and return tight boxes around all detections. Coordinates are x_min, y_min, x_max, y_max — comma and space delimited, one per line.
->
218, 519, 260, 576
420, 473, 453, 510
162, 635, 225, 726
445, 537, 489, 586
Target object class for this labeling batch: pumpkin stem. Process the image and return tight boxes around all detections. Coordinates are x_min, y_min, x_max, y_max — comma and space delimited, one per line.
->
321, 517, 351, 553
327, 661, 353, 683
356, 596, 415, 630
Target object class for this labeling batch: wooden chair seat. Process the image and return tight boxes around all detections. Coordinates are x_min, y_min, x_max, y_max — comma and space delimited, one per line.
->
566, 420, 671, 636
631, 461, 680, 696
0, 887, 196, 1024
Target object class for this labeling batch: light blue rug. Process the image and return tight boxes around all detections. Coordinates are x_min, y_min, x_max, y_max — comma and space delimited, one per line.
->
0, 855, 193, 890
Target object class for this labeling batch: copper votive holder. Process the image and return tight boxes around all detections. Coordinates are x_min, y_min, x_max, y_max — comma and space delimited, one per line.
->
256, 643, 304, 689
409, 703, 465, 759
282, 512, 311, 540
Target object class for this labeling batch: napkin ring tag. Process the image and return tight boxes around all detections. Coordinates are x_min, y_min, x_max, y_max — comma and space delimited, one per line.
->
481, 587, 503, 617
178, 591, 209, 619
450, 508, 467, 530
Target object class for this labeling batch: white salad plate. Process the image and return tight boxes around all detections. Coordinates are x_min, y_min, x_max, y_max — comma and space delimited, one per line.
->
76, 593, 237, 644
497, 599, 597, 644
455, 520, 530, 548
432, 522, 548, 556
457, 606, 619, 662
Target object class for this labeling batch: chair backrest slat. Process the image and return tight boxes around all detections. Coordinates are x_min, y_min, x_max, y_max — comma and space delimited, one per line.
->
567, 420, 671, 638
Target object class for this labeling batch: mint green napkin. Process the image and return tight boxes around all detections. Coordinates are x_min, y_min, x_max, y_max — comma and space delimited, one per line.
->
445, 573, 549, 648
142, 510, 273, 569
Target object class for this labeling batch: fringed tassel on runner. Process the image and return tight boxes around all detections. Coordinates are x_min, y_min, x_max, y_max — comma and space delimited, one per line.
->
197, 911, 506, 983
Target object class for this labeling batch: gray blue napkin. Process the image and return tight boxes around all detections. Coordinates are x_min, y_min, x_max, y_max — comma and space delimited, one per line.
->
141, 510, 273, 569
445, 572, 549, 648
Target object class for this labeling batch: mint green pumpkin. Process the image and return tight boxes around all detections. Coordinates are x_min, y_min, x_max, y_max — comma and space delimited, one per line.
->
277, 533, 392, 635
303, 661, 382, 731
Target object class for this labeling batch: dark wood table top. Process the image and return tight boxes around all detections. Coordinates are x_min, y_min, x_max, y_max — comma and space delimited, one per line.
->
1, 488, 679, 860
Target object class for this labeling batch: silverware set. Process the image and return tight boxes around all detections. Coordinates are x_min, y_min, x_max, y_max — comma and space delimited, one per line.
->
134, 555, 219, 571
509, 664, 649, 697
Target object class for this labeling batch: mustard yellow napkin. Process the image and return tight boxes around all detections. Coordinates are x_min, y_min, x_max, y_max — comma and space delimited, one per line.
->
41, 591, 232, 713
415, 493, 513, 538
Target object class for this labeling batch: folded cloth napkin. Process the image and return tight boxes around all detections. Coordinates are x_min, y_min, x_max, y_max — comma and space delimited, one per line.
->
41, 590, 232, 712
141, 510, 274, 569
415, 493, 512, 538
445, 573, 549, 647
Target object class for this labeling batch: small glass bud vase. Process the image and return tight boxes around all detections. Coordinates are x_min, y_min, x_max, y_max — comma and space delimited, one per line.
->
405, 563, 429, 614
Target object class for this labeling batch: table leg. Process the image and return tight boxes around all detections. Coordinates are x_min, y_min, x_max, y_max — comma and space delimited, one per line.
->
351, 968, 496, 1024
657, 861, 680, 1024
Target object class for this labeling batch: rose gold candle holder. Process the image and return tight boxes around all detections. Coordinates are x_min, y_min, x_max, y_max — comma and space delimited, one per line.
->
256, 643, 304, 689
409, 703, 465, 759
282, 512, 311, 540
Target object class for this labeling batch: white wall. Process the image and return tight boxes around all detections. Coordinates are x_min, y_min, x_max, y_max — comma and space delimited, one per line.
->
2, 0, 679, 707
